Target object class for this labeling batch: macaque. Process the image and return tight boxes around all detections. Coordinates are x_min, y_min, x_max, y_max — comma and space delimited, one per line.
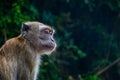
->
0, 21, 56, 80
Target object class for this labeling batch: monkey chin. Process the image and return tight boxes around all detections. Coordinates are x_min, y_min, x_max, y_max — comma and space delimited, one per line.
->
38, 38, 57, 55
39, 42, 57, 55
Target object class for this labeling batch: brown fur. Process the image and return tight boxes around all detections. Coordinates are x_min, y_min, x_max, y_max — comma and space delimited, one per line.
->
0, 21, 56, 80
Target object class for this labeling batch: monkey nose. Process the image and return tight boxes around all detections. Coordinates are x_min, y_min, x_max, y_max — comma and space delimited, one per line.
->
51, 38, 54, 42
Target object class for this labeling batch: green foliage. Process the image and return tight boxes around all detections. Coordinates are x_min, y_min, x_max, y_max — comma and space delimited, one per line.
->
39, 55, 62, 80
0, 0, 38, 44
85, 75, 101, 80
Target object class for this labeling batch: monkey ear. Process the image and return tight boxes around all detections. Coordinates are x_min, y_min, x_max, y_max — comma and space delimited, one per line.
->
21, 23, 30, 37
21, 23, 30, 32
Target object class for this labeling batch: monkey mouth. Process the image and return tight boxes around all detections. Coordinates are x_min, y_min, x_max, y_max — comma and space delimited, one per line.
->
42, 42, 55, 50
39, 40, 56, 55
39, 37, 56, 51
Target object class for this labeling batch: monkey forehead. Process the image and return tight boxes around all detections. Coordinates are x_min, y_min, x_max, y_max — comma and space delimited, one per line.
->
24, 21, 43, 27
39, 25, 51, 30
24, 21, 51, 28
39, 25, 55, 33
24, 21, 55, 32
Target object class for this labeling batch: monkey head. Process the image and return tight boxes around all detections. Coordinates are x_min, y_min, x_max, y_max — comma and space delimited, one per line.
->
21, 21, 56, 55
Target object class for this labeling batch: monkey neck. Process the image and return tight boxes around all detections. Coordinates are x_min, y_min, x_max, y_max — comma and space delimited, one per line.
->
17, 35, 41, 73
18, 34, 39, 52
17, 34, 38, 55
17, 35, 34, 50
17, 34, 25, 42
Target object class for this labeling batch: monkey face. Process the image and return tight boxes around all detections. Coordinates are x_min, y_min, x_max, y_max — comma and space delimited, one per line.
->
38, 25, 57, 54
21, 22, 56, 55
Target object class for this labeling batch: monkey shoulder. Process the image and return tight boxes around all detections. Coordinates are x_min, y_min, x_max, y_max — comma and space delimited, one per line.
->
0, 36, 24, 56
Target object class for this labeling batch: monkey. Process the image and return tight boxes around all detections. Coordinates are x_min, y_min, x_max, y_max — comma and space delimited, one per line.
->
0, 21, 57, 80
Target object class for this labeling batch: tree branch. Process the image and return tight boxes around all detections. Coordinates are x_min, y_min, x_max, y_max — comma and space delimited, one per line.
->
96, 57, 120, 76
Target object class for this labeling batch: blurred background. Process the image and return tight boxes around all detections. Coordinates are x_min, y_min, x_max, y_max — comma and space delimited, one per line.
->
0, 0, 120, 80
